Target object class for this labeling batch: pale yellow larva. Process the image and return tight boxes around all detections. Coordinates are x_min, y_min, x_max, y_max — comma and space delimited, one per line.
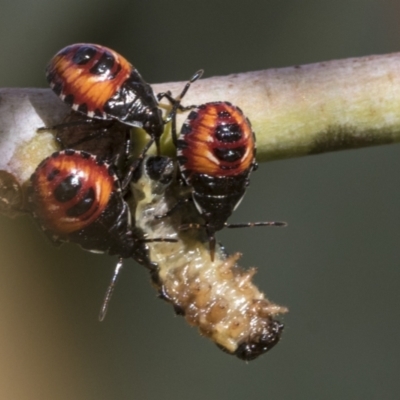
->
130, 156, 288, 361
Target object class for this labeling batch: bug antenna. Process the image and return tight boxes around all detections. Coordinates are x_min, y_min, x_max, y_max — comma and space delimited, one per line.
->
158, 69, 203, 147
99, 258, 124, 322
176, 69, 204, 103
163, 69, 204, 122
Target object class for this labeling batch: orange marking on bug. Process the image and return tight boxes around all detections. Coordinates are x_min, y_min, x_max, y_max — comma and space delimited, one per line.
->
31, 153, 114, 234
181, 102, 255, 177
49, 47, 132, 113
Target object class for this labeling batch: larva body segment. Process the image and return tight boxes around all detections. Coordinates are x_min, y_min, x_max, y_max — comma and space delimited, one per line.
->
131, 156, 287, 361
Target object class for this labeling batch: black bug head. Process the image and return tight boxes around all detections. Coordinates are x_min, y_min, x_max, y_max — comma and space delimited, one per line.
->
145, 156, 175, 186
143, 156, 176, 194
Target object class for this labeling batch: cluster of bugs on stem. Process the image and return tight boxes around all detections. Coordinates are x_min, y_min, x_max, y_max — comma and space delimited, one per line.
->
22, 43, 288, 360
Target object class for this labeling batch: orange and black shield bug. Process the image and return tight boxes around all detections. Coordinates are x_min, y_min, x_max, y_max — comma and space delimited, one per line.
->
46, 43, 164, 155
170, 101, 286, 260
28, 150, 177, 319
27, 150, 148, 257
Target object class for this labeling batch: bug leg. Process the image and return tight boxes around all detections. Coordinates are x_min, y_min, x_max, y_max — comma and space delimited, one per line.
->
120, 138, 155, 190
178, 222, 203, 230
160, 70, 204, 146
170, 101, 179, 147
157, 90, 174, 103
158, 69, 203, 111
99, 257, 124, 322
141, 237, 178, 243
158, 97, 197, 117
123, 127, 132, 160
176, 69, 204, 101
120, 157, 142, 190
225, 221, 287, 228
57, 127, 111, 149
38, 117, 117, 150
37, 117, 101, 132
165, 69, 203, 109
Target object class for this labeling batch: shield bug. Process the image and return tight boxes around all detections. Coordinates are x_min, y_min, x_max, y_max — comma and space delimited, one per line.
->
170, 101, 286, 261
28, 150, 176, 319
46, 43, 164, 155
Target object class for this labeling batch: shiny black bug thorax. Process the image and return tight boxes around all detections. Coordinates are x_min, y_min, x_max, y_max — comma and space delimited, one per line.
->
103, 68, 164, 142
189, 171, 250, 233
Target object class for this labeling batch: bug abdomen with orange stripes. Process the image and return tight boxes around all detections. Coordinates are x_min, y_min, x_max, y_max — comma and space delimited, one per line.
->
47, 44, 132, 119
177, 101, 256, 179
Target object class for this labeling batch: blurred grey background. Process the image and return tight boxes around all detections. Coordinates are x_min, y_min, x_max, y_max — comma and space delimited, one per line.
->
0, 0, 399, 399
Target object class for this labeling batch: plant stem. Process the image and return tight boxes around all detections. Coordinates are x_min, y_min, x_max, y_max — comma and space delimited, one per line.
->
1, 52, 400, 188
155, 52, 400, 161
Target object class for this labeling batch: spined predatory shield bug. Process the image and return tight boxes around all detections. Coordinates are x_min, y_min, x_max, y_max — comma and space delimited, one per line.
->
28, 149, 176, 319
165, 98, 287, 261
46, 43, 164, 156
